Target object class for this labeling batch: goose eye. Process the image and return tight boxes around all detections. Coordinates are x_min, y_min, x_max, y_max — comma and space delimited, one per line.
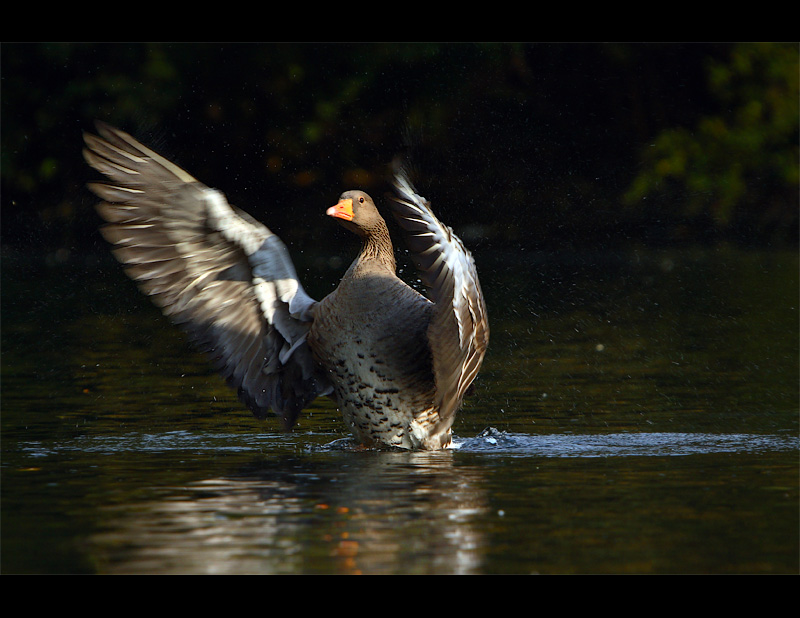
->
358, 196, 365, 203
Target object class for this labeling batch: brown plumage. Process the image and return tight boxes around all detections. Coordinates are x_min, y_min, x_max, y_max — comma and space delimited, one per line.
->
82, 122, 489, 449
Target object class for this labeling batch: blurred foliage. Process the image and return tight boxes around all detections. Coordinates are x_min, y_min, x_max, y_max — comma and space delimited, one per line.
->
624, 42, 798, 244
1, 42, 797, 256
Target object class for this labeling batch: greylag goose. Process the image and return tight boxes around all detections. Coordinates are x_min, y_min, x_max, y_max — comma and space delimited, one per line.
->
83, 122, 489, 450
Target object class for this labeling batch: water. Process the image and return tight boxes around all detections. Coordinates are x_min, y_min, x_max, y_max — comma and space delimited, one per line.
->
2, 246, 797, 574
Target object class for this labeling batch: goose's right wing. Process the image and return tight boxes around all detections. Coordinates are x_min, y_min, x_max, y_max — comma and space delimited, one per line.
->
83, 122, 331, 427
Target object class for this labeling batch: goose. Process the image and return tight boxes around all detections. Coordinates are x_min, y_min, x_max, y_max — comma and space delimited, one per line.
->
83, 122, 488, 449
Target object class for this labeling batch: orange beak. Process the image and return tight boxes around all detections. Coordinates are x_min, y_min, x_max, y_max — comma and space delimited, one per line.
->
327, 198, 354, 221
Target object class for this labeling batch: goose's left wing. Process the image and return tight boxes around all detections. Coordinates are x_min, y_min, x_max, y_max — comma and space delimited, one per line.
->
389, 167, 489, 425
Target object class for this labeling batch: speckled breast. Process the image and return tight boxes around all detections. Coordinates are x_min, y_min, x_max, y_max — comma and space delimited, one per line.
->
308, 274, 439, 449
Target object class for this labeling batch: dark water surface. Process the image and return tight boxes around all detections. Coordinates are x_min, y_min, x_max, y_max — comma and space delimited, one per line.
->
2, 246, 797, 574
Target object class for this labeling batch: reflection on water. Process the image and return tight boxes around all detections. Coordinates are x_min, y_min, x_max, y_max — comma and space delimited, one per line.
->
2, 246, 798, 573
8, 426, 799, 574
83, 445, 489, 575
12, 426, 795, 575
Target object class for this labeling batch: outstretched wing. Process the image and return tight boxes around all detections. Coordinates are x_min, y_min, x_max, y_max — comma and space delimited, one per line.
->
83, 122, 331, 427
389, 165, 489, 425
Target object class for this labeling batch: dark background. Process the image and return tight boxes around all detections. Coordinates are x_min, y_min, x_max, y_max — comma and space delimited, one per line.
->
1, 42, 797, 262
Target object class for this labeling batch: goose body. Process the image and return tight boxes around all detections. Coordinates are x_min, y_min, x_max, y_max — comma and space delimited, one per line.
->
83, 123, 488, 450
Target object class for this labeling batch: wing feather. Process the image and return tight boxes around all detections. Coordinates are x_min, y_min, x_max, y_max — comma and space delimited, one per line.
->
83, 122, 330, 427
389, 166, 489, 426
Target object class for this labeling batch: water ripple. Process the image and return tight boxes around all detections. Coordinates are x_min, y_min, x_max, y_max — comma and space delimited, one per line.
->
15, 427, 799, 459
454, 427, 800, 457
